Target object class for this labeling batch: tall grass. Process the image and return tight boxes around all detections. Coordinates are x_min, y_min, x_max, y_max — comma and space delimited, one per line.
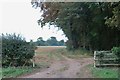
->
88, 64, 119, 78
2, 67, 33, 78
56, 48, 93, 59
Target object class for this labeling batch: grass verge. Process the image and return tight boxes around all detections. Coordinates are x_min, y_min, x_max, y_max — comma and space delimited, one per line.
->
2, 61, 50, 78
2, 67, 33, 78
0, 68, 2, 79
88, 64, 119, 78
57, 48, 92, 59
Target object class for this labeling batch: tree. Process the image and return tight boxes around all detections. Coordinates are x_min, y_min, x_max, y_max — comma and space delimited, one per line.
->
46, 37, 59, 46
105, 2, 120, 29
31, 1, 120, 51
36, 37, 46, 46
58, 40, 65, 46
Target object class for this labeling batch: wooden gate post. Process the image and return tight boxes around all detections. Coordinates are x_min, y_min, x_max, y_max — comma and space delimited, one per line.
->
94, 51, 96, 67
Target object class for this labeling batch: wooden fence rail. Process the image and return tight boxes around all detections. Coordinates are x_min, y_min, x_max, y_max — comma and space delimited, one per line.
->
94, 51, 120, 67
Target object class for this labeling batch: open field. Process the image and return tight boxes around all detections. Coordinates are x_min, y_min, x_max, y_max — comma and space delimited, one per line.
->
35, 46, 66, 53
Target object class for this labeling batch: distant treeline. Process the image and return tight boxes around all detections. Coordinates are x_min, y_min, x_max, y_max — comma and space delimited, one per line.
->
33, 37, 65, 46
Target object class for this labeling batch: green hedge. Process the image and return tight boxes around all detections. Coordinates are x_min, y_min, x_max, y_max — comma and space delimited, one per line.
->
2, 33, 36, 67
111, 47, 120, 63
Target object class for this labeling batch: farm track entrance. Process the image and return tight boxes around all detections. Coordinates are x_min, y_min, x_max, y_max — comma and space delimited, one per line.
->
19, 46, 94, 78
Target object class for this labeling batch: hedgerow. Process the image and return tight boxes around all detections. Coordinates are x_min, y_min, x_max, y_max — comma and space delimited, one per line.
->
1, 33, 36, 67
111, 47, 120, 64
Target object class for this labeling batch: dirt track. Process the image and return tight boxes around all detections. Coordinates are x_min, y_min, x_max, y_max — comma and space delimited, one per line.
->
20, 56, 93, 78
19, 46, 94, 78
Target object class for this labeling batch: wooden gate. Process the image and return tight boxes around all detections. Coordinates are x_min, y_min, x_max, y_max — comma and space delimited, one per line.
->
94, 51, 120, 67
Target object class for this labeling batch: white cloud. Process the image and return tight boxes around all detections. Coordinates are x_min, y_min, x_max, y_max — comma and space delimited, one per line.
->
1, 0, 31, 3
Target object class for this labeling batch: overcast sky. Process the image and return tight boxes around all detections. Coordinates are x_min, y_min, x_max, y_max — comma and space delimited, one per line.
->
0, 0, 68, 42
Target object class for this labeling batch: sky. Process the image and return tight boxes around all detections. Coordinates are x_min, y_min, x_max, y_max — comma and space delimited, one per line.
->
0, 0, 68, 42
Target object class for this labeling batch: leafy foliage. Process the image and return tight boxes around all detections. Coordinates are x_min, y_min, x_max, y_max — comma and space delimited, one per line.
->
36, 37, 46, 46
111, 47, 120, 63
31, 2, 120, 51
35, 36, 65, 46
112, 47, 120, 56
2, 33, 36, 67
105, 2, 120, 29
46, 37, 59, 46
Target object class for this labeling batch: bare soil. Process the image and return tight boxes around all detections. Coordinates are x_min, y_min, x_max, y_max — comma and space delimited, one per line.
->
35, 46, 66, 53
19, 46, 94, 78
20, 57, 93, 78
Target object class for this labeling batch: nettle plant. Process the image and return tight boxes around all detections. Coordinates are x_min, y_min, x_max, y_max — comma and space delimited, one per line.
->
111, 47, 120, 63
112, 47, 120, 57
2, 33, 36, 67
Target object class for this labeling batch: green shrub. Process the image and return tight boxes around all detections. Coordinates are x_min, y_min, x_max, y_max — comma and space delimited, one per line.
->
111, 47, 120, 63
2, 33, 36, 67
112, 47, 120, 55
65, 40, 73, 50
111, 47, 120, 57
